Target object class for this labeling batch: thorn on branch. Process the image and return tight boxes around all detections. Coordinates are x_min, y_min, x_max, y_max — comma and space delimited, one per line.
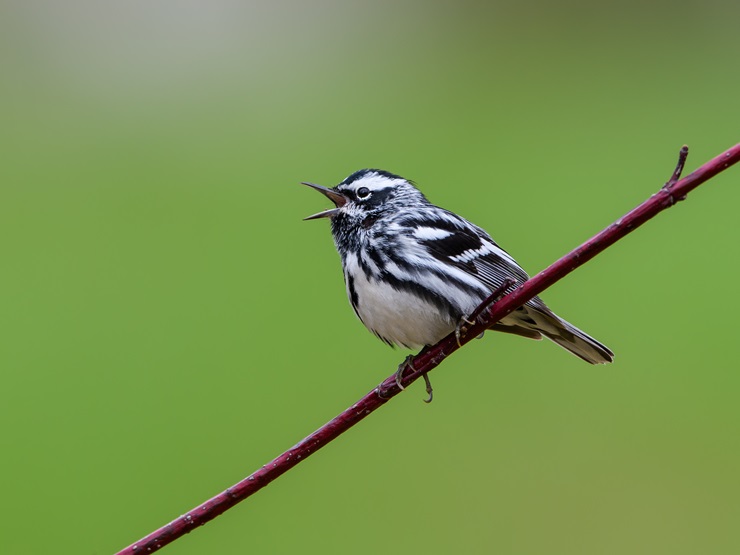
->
664, 145, 689, 190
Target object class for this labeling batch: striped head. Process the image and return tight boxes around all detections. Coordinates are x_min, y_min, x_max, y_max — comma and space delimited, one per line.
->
303, 169, 427, 221
303, 169, 430, 251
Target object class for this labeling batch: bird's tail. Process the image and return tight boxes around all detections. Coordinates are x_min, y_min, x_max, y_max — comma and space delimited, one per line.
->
509, 304, 614, 365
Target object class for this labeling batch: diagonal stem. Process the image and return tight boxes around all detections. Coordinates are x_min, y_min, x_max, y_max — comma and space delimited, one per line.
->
115, 143, 740, 555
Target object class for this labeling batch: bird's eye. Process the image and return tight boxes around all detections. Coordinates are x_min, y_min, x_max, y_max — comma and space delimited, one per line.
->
356, 187, 371, 199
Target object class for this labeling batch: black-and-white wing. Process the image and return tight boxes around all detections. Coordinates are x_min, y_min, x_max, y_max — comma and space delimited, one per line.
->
398, 207, 612, 363
404, 208, 531, 296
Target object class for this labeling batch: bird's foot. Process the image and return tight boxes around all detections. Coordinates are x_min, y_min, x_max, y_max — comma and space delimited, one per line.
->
394, 354, 433, 403
455, 316, 476, 347
421, 372, 433, 403
455, 279, 517, 346
395, 354, 415, 390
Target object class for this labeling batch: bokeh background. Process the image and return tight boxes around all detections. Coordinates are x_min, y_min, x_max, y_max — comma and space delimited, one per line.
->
1, 1, 739, 553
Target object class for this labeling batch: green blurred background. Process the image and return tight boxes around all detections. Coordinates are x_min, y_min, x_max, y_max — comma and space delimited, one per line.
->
1, 1, 739, 553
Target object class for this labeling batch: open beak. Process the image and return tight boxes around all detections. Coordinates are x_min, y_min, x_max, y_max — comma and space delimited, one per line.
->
302, 182, 349, 220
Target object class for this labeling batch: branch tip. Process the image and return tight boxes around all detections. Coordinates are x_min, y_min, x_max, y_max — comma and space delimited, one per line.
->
665, 145, 689, 189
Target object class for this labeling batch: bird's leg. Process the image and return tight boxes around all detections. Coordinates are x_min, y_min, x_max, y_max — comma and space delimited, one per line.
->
455, 316, 476, 348
394, 354, 415, 390
394, 351, 434, 403
455, 278, 517, 347
421, 372, 433, 403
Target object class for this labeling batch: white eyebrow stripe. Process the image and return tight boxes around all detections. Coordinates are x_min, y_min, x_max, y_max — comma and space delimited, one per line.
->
347, 174, 405, 193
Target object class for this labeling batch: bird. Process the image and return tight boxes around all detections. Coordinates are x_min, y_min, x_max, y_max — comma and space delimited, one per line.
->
302, 169, 613, 399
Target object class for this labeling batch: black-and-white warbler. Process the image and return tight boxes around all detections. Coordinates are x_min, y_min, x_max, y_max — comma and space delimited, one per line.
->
303, 169, 613, 394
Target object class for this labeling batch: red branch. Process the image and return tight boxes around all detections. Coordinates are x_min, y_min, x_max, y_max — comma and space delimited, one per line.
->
116, 144, 740, 554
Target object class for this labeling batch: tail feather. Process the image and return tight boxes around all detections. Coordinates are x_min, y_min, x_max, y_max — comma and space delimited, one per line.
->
503, 304, 614, 365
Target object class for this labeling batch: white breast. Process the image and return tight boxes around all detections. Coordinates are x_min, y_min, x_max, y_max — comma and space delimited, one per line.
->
345, 261, 457, 349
